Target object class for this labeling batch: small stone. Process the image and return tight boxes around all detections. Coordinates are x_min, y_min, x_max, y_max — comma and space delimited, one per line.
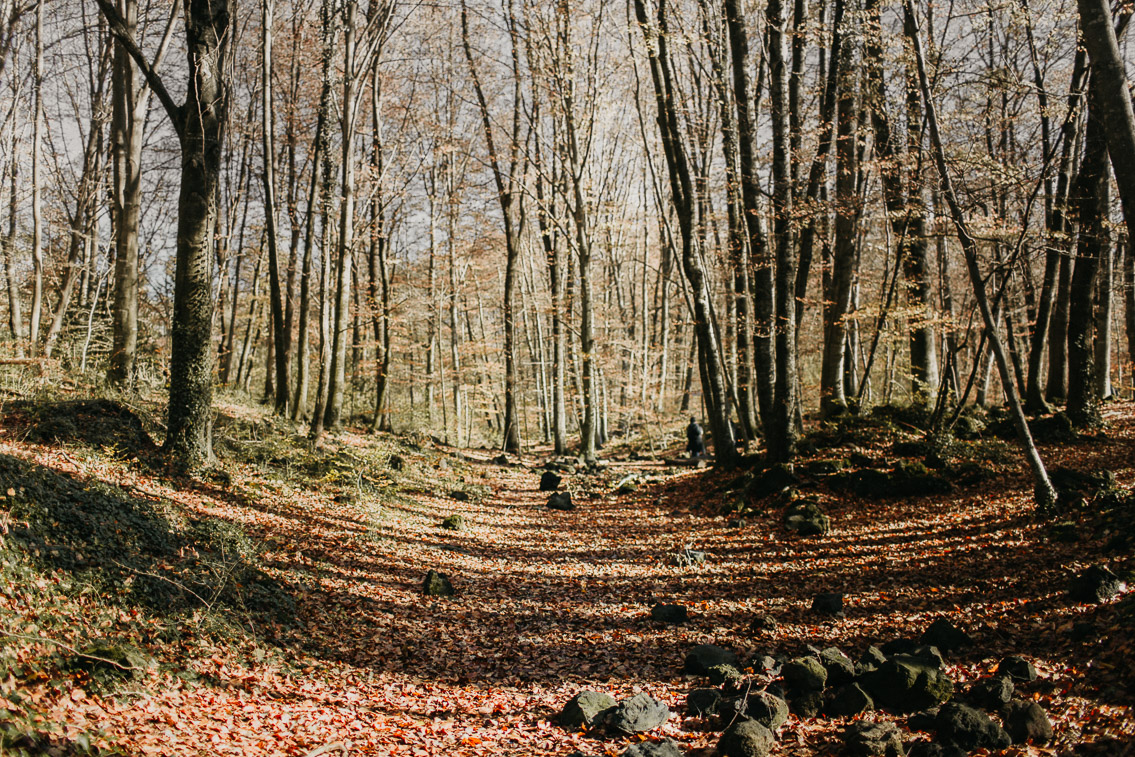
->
920, 618, 972, 652
1004, 699, 1054, 744
1070, 564, 1126, 603
621, 739, 683, 757
388, 454, 404, 471
615, 475, 639, 494
812, 592, 845, 616
650, 603, 688, 624
842, 720, 904, 757
995, 656, 1037, 682
540, 471, 562, 491
684, 644, 738, 675
825, 683, 874, 718
440, 514, 465, 531
782, 656, 827, 692
450, 490, 470, 501
559, 691, 617, 730
421, 569, 454, 597
605, 693, 669, 734
547, 492, 575, 511
718, 719, 775, 757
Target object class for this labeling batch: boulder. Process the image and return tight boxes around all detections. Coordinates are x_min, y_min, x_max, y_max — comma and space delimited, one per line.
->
605, 693, 670, 734
934, 702, 1011, 751
905, 743, 966, 757
686, 688, 723, 717
559, 691, 618, 730
440, 514, 465, 531
1004, 699, 1053, 744
718, 720, 775, 757
547, 492, 575, 511
746, 690, 789, 731
842, 721, 905, 757
622, 739, 683, 757
540, 471, 562, 491
826, 683, 875, 718
421, 570, 454, 597
650, 603, 688, 624
812, 592, 845, 616
995, 656, 1037, 682
965, 676, 1013, 710
880, 638, 920, 656
784, 499, 831, 536
920, 618, 972, 653
684, 644, 738, 675
820, 647, 857, 686
1070, 565, 1126, 603
907, 708, 939, 732
782, 656, 827, 692
861, 657, 953, 712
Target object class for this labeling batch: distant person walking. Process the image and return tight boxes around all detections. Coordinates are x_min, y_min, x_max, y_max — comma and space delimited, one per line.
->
686, 417, 706, 458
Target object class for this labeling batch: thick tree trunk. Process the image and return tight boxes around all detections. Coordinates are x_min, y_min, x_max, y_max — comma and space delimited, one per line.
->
1066, 87, 1109, 429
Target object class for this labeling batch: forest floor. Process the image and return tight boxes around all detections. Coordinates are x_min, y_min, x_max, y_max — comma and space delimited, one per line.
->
0, 383, 1133, 756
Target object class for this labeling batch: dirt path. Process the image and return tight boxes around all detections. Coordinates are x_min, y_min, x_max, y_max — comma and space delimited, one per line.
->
3, 412, 1133, 755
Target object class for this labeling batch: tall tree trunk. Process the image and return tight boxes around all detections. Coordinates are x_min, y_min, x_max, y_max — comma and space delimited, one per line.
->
262, 0, 290, 415
767, 0, 799, 461
905, 0, 1055, 509
27, 0, 42, 350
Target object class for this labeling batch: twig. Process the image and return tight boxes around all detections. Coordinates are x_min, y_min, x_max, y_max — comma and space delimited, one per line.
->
111, 560, 214, 609
0, 630, 140, 671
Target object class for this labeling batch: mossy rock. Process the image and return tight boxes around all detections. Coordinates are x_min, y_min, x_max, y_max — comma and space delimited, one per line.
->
440, 514, 466, 531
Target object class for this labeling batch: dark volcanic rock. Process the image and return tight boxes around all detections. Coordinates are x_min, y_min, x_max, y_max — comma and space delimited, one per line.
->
920, 618, 972, 652
820, 647, 857, 686
1070, 565, 1126, 603
934, 702, 1011, 751
995, 656, 1037, 682
826, 683, 875, 718
782, 656, 827, 692
686, 688, 723, 717
707, 663, 744, 690
540, 470, 563, 491
650, 603, 688, 624
421, 569, 454, 597
559, 691, 617, 730
605, 693, 670, 734
746, 690, 789, 731
388, 454, 404, 471
718, 720, 775, 757
784, 499, 831, 536
789, 690, 825, 718
812, 592, 845, 616
751, 613, 778, 632
547, 492, 575, 511
684, 644, 739, 675
861, 656, 953, 712
858, 646, 888, 674
842, 721, 904, 757
1004, 699, 1054, 744
965, 676, 1014, 710
621, 739, 683, 757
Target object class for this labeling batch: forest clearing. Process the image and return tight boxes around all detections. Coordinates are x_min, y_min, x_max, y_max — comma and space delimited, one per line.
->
0, 384, 1131, 755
